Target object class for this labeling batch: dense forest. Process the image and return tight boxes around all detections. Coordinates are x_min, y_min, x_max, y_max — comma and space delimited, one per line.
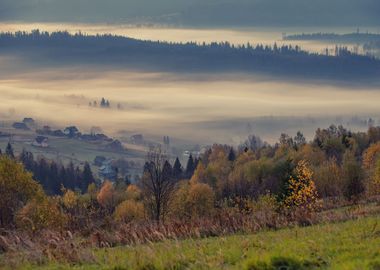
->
1, 31, 380, 82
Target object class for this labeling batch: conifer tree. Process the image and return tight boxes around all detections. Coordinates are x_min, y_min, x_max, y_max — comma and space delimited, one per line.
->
5, 143, 14, 159
173, 157, 183, 180
185, 154, 195, 179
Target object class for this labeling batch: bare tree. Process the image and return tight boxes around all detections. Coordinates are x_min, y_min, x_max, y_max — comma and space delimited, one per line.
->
140, 146, 175, 223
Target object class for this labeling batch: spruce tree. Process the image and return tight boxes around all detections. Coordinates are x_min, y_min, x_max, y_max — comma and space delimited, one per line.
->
228, 148, 236, 161
185, 155, 195, 179
5, 143, 14, 159
82, 162, 95, 193
173, 157, 183, 180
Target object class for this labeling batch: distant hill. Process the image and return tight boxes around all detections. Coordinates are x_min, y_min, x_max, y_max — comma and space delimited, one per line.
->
1, 30, 380, 83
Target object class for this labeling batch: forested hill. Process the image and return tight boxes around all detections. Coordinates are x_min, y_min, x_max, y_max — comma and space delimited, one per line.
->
1, 30, 380, 82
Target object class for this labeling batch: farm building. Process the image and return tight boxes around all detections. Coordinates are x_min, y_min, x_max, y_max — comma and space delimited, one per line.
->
32, 136, 49, 148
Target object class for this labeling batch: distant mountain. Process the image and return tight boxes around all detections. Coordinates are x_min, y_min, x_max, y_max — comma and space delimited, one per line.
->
1, 31, 380, 83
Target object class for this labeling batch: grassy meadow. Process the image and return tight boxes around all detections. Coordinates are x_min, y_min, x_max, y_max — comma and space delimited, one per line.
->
7, 216, 379, 270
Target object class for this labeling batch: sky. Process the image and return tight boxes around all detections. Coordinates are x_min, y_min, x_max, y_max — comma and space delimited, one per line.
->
0, 0, 379, 27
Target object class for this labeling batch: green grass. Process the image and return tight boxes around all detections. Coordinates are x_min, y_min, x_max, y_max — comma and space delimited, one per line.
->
14, 216, 380, 270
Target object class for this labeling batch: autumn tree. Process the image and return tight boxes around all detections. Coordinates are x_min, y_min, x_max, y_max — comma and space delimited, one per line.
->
363, 142, 380, 194
0, 156, 45, 227
97, 181, 117, 212
284, 160, 319, 213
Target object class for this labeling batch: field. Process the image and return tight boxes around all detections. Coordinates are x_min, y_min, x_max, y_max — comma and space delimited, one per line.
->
0, 126, 146, 176
6, 216, 379, 270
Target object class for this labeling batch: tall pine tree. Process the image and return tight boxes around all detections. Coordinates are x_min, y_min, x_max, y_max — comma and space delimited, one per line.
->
185, 154, 195, 179
5, 143, 14, 159
173, 157, 183, 180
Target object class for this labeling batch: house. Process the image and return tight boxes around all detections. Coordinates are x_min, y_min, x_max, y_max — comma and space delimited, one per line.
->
32, 136, 49, 148
98, 159, 117, 181
12, 122, 30, 130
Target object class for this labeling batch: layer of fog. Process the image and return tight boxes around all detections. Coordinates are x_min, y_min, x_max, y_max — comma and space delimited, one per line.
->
0, 62, 379, 145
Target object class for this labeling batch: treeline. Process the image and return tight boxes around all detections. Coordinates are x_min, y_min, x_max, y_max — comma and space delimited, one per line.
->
1, 124, 380, 241
135, 124, 380, 223
1, 30, 380, 81
0, 144, 95, 195
284, 32, 380, 43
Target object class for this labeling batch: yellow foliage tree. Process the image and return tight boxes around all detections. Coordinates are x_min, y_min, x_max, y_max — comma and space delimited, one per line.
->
284, 160, 319, 212
362, 142, 380, 194
0, 156, 45, 227
363, 142, 380, 170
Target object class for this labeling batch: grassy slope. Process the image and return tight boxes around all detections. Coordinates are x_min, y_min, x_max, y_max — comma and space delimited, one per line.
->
18, 216, 380, 270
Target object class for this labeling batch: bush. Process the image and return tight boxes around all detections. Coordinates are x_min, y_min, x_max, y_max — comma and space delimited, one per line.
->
170, 181, 215, 219
16, 198, 67, 232
114, 200, 145, 223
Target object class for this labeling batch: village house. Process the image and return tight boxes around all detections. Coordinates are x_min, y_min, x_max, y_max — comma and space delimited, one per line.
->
98, 159, 117, 181
32, 136, 49, 148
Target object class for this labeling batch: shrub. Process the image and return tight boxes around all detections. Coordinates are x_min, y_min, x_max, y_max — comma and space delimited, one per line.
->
114, 200, 145, 223
187, 182, 215, 218
245, 256, 305, 270
170, 181, 215, 219
16, 197, 67, 232
62, 189, 78, 210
